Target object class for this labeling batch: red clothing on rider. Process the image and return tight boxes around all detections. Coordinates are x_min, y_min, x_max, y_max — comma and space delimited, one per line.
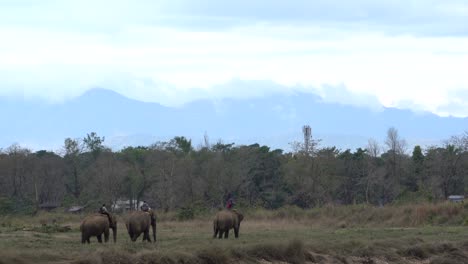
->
226, 199, 233, 209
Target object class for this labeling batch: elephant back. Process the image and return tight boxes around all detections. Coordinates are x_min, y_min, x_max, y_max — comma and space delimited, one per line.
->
126, 211, 152, 230
214, 210, 239, 229
80, 214, 111, 232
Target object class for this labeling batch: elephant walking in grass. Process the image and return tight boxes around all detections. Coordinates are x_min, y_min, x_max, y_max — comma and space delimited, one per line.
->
125, 210, 156, 242
213, 209, 244, 239
80, 213, 117, 244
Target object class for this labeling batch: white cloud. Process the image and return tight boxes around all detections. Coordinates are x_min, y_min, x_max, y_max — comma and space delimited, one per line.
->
0, 3, 468, 116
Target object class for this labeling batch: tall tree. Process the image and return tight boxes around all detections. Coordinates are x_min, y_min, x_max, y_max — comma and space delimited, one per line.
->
63, 138, 83, 199
365, 139, 384, 204
119, 146, 152, 210
382, 127, 407, 202
411, 145, 425, 191
4, 144, 32, 199
31, 150, 66, 207
83, 132, 105, 158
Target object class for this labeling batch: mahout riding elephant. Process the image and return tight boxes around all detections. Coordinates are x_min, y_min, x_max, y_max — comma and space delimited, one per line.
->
80, 213, 117, 244
125, 210, 156, 242
213, 209, 244, 239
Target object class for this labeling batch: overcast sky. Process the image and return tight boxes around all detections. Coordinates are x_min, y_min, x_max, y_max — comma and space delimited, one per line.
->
1, 0, 467, 116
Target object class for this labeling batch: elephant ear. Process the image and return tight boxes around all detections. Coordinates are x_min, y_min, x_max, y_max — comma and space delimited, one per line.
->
238, 213, 244, 222
232, 210, 244, 222
150, 210, 156, 224
104, 213, 116, 228
110, 214, 117, 228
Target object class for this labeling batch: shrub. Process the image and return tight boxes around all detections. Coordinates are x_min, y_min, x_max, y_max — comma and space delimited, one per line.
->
0, 197, 14, 215
285, 239, 306, 264
401, 246, 429, 259
0, 197, 36, 215
196, 247, 229, 264
393, 190, 433, 205
246, 239, 307, 264
177, 207, 195, 221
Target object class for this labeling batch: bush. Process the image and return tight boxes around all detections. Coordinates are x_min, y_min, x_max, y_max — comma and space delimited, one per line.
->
393, 189, 433, 205
0, 197, 14, 215
61, 194, 77, 208
197, 247, 229, 264
285, 239, 306, 264
291, 192, 314, 209
401, 246, 429, 259
0, 197, 36, 215
177, 207, 195, 221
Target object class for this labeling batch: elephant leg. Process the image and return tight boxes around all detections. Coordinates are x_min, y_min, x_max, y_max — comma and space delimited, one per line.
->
128, 230, 135, 241
213, 228, 218, 238
224, 230, 229, 239
145, 231, 151, 242
218, 229, 223, 239
132, 233, 139, 242
104, 229, 110, 242
97, 235, 103, 243
87, 237, 90, 244
81, 233, 86, 244
234, 226, 239, 238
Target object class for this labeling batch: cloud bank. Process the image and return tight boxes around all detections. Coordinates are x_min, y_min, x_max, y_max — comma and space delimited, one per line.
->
0, 0, 467, 116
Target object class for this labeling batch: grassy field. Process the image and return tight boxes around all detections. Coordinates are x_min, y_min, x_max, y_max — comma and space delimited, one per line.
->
1, 203, 468, 264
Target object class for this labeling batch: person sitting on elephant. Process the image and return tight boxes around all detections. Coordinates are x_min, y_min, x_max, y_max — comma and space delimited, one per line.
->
226, 198, 234, 210
99, 204, 109, 215
140, 201, 150, 212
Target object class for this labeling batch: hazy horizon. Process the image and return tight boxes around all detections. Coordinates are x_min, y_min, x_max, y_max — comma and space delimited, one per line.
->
2, 87, 466, 153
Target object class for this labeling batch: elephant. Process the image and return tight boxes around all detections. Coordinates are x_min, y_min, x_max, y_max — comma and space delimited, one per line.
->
125, 210, 156, 242
213, 209, 244, 239
80, 213, 117, 244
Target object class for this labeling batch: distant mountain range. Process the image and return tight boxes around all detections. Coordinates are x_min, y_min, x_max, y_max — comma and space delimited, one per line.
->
1, 88, 467, 152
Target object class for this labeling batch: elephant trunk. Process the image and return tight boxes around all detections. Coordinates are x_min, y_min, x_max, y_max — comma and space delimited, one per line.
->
152, 223, 156, 243
112, 226, 117, 243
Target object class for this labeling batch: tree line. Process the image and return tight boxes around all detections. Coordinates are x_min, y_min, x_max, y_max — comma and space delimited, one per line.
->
0, 129, 467, 214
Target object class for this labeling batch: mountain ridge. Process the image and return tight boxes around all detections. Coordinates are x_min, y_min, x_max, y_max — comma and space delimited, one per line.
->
1, 88, 466, 151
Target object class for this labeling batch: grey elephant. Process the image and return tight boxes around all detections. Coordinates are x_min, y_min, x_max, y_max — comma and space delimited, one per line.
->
213, 209, 244, 239
80, 213, 117, 244
125, 210, 156, 242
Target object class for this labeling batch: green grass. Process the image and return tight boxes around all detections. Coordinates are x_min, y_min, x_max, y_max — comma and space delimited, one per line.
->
2, 203, 468, 263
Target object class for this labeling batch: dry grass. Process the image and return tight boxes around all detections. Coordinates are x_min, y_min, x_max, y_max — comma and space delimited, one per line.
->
1, 202, 468, 263
3, 202, 467, 228
241, 202, 468, 228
